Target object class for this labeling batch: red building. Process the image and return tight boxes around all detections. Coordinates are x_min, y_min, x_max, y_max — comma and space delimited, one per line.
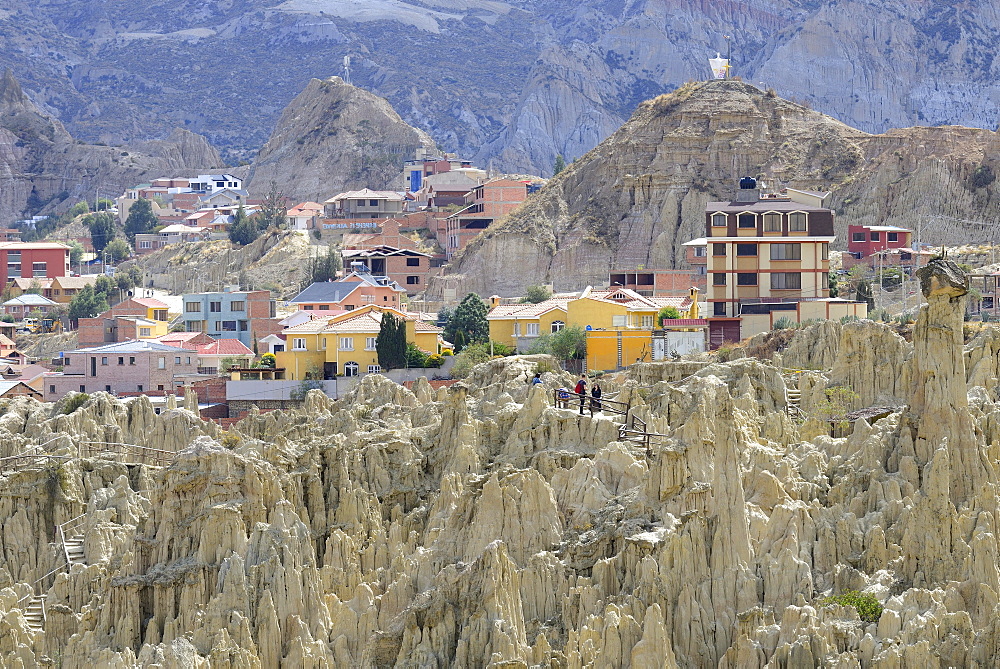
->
445, 177, 542, 258
846, 225, 912, 260
0, 242, 71, 286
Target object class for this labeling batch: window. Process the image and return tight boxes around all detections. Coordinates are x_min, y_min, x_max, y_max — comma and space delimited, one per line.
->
221, 321, 237, 331
7, 264, 20, 277
694, 246, 707, 257
366, 337, 377, 350
369, 199, 379, 207
736, 273, 758, 286
209, 301, 222, 312
339, 337, 354, 350
80, 385, 86, 393
713, 273, 727, 286
368, 365, 381, 374
641, 315, 654, 327
763, 213, 781, 232
713, 302, 727, 316
319, 305, 330, 310
770, 243, 801, 260
292, 338, 307, 350
406, 257, 420, 266
406, 276, 420, 285
513, 323, 520, 336
174, 357, 181, 364
712, 213, 727, 227
771, 272, 802, 290
101, 357, 108, 365
852, 232, 865, 242
738, 213, 756, 228
158, 357, 165, 369
612, 315, 627, 327
526, 323, 539, 336
789, 212, 807, 232
137, 385, 143, 392
888, 232, 898, 242
139, 240, 151, 249
304, 305, 314, 310
550, 320, 565, 333
185, 302, 200, 313
139, 327, 151, 337
319, 337, 326, 350
238, 321, 248, 331
105, 385, 111, 393
736, 243, 757, 256
230, 301, 245, 311
157, 385, 164, 391
870, 232, 880, 241
49, 385, 55, 394
821, 243, 829, 260
118, 357, 124, 365
821, 273, 829, 292
129, 357, 136, 365
186, 357, 191, 365
344, 361, 359, 377
713, 243, 726, 256
32, 262, 46, 278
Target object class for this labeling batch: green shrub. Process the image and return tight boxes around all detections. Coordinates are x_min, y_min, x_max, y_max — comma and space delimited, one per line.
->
656, 306, 681, 326
425, 353, 445, 368
62, 393, 90, 414
716, 344, 735, 362
260, 353, 276, 368
535, 360, 555, 375
772, 316, 796, 330
441, 348, 454, 356
451, 342, 492, 378
822, 591, 883, 623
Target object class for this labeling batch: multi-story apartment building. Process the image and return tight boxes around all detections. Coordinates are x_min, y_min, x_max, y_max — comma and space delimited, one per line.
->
289, 263, 406, 311
43, 340, 204, 400
323, 189, 404, 219
182, 289, 276, 347
703, 180, 866, 347
339, 249, 436, 295
0, 242, 71, 286
444, 177, 543, 258
77, 298, 171, 347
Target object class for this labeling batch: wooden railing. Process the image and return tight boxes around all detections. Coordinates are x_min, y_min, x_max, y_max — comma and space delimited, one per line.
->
79, 441, 176, 467
57, 514, 87, 567
553, 389, 629, 416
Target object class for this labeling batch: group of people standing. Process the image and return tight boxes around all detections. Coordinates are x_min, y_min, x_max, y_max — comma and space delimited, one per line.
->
538, 372, 602, 416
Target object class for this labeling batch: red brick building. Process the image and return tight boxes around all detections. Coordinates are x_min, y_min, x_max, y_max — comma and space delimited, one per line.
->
77, 298, 170, 347
445, 177, 542, 258
0, 242, 71, 286
608, 268, 706, 297
341, 248, 436, 294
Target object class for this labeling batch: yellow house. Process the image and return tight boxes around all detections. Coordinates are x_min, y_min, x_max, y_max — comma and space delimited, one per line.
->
49, 276, 99, 305
276, 305, 443, 380
487, 287, 702, 370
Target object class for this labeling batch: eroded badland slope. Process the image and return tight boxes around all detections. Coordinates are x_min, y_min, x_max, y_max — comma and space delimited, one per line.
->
436, 80, 1000, 298
1, 259, 1000, 665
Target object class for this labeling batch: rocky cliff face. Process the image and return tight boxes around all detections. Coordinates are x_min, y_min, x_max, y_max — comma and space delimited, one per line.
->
0, 69, 222, 226
5, 263, 1000, 665
249, 77, 437, 203
3, 0, 1000, 176
434, 80, 1000, 298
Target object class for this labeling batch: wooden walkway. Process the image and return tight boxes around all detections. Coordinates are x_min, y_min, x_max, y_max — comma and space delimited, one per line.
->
553, 389, 669, 452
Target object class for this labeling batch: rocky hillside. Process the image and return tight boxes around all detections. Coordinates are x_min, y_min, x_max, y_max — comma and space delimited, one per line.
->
3, 260, 1000, 665
434, 80, 1000, 297
3, 0, 999, 175
135, 229, 324, 298
249, 77, 437, 203
0, 70, 222, 226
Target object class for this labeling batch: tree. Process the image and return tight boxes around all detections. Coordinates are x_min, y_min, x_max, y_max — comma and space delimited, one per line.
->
228, 204, 260, 246
105, 237, 131, 263
253, 181, 288, 230
25, 280, 42, 295
828, 272, 839, 298
85, 211, 117, 252
444, 293, 489, 350
376, 312, 407, 370
123, 198, 158, 243
529, 325, 586, 364
856, 279, 875, 310
68, 241, 84, 265
553, 154, 566, 176
304, 246, 342, 287
521, 285, 552, 304
656, 306, 681, 326
68, 284, 109, 321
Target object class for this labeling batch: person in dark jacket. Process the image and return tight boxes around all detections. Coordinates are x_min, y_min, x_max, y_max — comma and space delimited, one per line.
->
589, 382, 602, 416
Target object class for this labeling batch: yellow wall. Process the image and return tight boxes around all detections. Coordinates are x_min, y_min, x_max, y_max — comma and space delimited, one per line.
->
585, 330, 655, 371
136, 321, 169, 339
488, 307, 568, 349
275, 332, 325, 380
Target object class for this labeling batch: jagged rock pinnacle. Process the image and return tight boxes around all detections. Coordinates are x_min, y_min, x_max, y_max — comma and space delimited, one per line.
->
0, 68, 26, 107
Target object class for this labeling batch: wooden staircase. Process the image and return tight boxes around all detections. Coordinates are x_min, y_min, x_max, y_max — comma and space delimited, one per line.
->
22, 595, 45, 632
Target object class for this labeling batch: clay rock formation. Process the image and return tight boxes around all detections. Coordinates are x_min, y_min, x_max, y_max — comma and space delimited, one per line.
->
7, 281, 1000, 664
249, 77, 438, 203
432, 80, 1000, 298
0, 70, 222, 226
